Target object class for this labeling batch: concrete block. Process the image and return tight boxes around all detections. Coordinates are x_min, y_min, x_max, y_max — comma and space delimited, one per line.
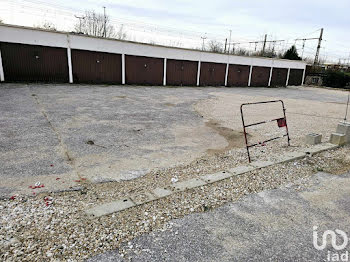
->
200, 171, 233, 184
130, 192, 157, 205
329, 133, 346, 146
275, 151, 306, 163
170, 178, 206, 192
152, 187, 172, 198
303, 143, 339, 156
249, 160, 275, 169
336, 122, 350, 143
85, 197, 135, 217
305, 133, 322, 145
228, 165, 255, 175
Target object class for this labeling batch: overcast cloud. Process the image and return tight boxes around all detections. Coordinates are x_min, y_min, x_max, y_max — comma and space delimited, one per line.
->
1, 0, 349, 62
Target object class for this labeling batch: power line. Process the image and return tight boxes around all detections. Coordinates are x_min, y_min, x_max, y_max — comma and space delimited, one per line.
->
4, 0, 263, 50
5, 0, 232, 40
4, 0, 228, 46
2, 0, 348, 62
7, 0, 271, 46
74, 15, 85, 33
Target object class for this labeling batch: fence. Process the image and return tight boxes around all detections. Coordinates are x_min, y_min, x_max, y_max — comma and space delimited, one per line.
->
0, 24, 307, 86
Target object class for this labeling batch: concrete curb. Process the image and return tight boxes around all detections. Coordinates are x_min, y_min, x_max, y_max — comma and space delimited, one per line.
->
85, 142, 340, 218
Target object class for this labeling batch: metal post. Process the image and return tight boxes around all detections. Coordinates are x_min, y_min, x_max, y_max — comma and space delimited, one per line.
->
286, 68, 290, 86
345, 90, 350, 121
301, 67, 306, 86
0, 48, 4, 82
240, 104, 251, 162
240, 100, 290, 163
67, 48, 73, 84
121, 54, 125, 84
248, 65, 253, 86
268, 66, 273, 87
281, 100, 291, 146
66, 35, 73, 84
163, 58, 167, 86
197, 61, 201, 86
224, 63, 229, 86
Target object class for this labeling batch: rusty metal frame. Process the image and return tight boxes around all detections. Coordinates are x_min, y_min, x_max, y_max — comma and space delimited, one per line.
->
240, 100, 290, 163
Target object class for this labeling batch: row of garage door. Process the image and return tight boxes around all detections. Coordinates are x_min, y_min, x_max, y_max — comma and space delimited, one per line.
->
0, 42, 304, 86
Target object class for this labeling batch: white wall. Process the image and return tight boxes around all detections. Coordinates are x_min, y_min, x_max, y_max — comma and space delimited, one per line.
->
0, 25, 68, 48
0, 24, 307, 71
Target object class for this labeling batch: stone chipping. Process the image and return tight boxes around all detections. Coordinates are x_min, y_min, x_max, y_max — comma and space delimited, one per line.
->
1, 145, 350, 261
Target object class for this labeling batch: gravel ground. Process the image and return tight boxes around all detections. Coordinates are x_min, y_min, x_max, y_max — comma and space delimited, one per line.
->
1, 84, 350, 260
88, 171, 350, 262
1, 84, 349, 197
194, 88, 349, 163
0, 84, 226, 196
1, 145, 350, 261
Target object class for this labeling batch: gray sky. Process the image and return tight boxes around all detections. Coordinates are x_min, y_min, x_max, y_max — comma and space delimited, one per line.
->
1, 0, 349, 63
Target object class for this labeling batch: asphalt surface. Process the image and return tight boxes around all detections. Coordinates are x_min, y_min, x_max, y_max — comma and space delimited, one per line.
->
0, 84, 348, 197
87, 171, 350, 262
0, 84, 220, 196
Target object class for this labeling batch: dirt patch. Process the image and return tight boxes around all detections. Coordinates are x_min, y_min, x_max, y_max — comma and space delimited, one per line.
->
326, 155, 350, 175
164, 103, 176, 107
205, 120, 249, 155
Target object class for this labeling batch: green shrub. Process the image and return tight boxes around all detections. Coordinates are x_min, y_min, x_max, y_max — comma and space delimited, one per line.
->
323, 71, 350, 88
282, 45, 301, 60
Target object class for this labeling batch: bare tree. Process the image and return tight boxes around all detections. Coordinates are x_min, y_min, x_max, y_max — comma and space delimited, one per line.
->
232, 47, 249, 56
207, 40, 224, 53
116, 24, 127, 40
167, 40, 183, 48
75, 10, 115, 37
34, 21, 57, 31
0, 18, 4, 24
249, 48, 277, 58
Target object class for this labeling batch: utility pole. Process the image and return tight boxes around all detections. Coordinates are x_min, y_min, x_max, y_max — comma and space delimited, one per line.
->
201, 35, 207, 51
301, 39, 306, 59
103, 6, 106, 37
224, 38, 227, 53
272, 41, 276, 53
230, 39, 284, 55
262, 34, 267, 55
314, 28, 324, 65
228, 30, 232, 54
74, 15, 85, 33
295, 36, 320, 60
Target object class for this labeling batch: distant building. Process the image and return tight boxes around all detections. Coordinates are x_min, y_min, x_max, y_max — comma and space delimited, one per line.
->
323, 63, 350, 72
304, 65, 325, 86
304, 74, 323, 86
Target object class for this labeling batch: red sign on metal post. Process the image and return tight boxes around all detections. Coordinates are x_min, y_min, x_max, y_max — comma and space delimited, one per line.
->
240, 100, 290, 163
